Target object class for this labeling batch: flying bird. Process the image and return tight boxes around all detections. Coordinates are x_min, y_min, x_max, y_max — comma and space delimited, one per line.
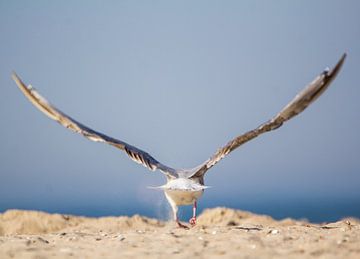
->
12, 54, 346, 228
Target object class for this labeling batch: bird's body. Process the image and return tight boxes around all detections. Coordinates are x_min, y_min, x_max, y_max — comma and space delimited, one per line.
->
155, 178, 205, 206
12, 53, 346, 228
159, 178, 207, 227
149, 177, 207, 227
157, 178, 207, 205
164, 188, 203, 206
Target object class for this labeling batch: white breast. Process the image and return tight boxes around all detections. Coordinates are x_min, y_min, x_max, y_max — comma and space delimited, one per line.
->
158, 178, 209, 206
164, 189, 203, 205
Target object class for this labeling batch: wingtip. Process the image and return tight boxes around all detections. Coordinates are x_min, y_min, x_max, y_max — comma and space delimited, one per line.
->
327, 52, 347, 78
11, 71, 23, 87
340, 52, 347, 62
11, 71, 19, 82
11, 72, 34, 92
11, 71, 26, 88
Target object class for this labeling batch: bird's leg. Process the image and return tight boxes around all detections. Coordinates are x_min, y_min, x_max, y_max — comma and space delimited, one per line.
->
171, 202, 189, 229
189, 200, 197, 226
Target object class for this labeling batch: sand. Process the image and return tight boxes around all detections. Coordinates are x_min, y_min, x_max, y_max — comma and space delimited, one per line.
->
0, 208, 359, 258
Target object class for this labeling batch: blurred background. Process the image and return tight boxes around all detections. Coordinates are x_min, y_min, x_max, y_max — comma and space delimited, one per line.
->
1, 1, 359, 223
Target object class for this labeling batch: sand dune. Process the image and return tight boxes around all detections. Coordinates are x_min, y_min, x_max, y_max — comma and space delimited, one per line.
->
0, 208, 359, 258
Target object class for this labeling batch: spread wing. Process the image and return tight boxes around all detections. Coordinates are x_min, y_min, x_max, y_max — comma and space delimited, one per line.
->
12, 73, 178, 178
190, 53, 346, 178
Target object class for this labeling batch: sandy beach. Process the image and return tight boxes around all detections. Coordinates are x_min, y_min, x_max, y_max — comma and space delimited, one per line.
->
0, 208, 359, 258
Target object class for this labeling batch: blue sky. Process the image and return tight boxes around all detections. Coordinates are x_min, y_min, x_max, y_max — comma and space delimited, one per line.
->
1, 1, 359, 222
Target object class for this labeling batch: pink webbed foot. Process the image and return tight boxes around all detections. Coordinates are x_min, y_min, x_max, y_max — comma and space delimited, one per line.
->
189, 217, 196, 226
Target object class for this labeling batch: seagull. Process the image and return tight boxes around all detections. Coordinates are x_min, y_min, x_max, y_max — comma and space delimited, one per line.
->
12, 53, 346, 229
